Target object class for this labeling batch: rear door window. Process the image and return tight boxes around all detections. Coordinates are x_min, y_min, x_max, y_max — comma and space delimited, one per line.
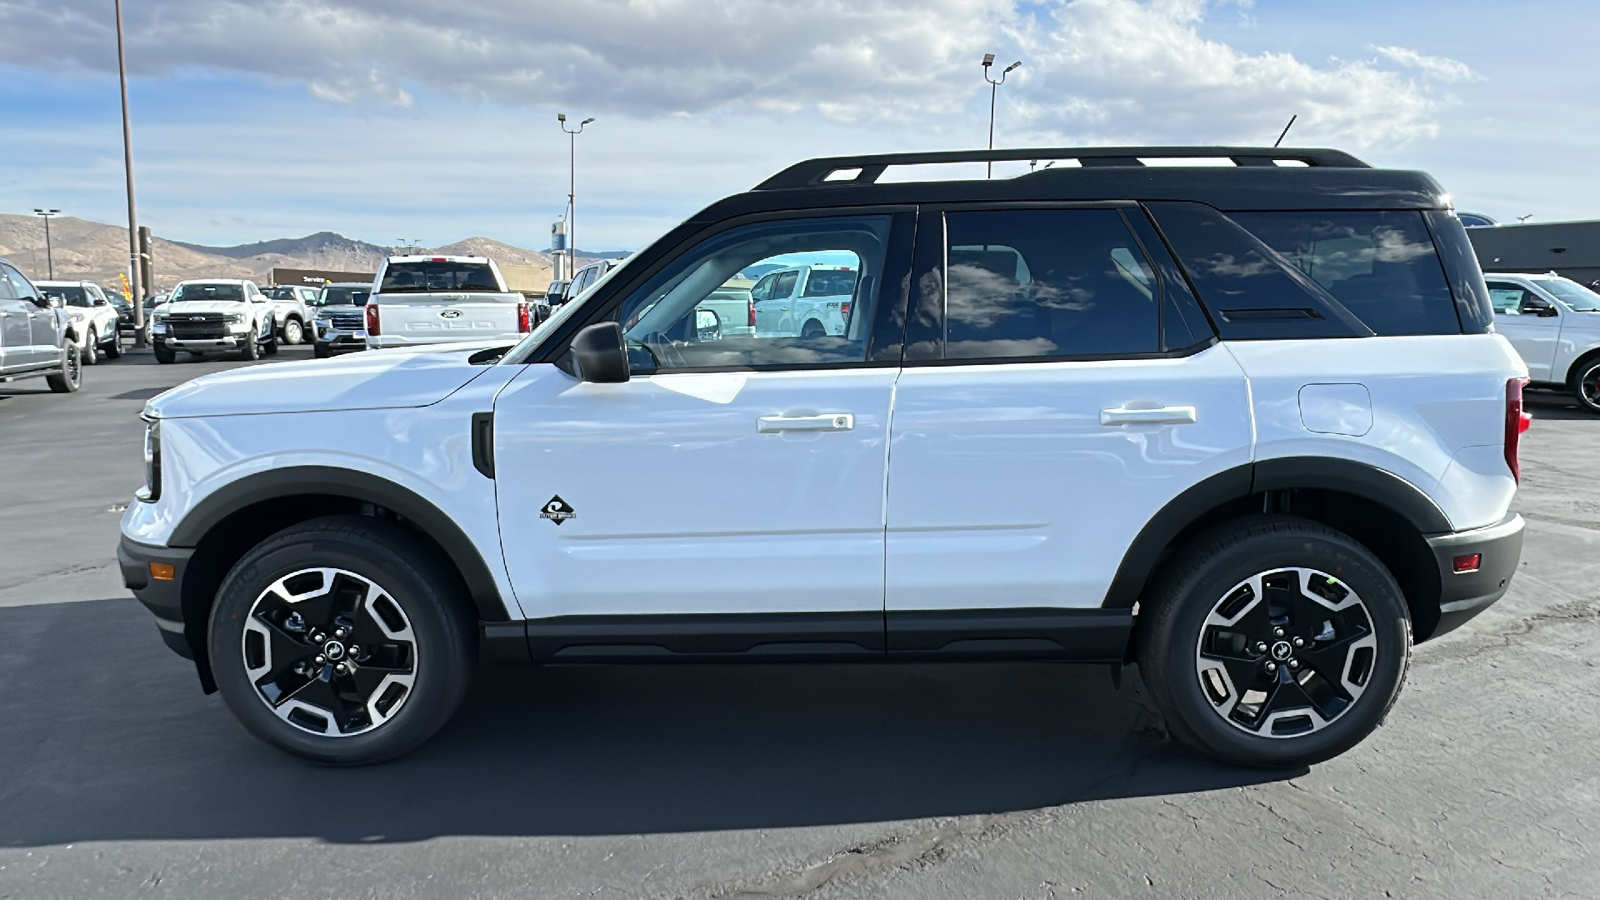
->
1227, 211, 1460, 335
938, 208, 1162, 361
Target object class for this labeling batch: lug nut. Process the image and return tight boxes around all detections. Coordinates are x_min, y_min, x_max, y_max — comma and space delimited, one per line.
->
1273, 628, 1285, 638
335, 663, 347, 674
314, 655, 326, 665
1289, 660, 1300, 669
1293, 637, 1305, 648
335, 628, 348, 638
1255, 642, 1268, 653
348, 645, 360, 657
1265, 662, 1277, 672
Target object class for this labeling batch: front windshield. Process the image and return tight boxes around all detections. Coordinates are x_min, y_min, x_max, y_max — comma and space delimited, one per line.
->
171, 283, 244, 303
500, 256, 633, 364
1538, 277, 1600, 311
318, 286, 371, 306
41, 286, 90, 307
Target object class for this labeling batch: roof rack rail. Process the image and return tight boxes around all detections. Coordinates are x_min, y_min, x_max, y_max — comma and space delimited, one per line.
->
753, 146, 1370, 191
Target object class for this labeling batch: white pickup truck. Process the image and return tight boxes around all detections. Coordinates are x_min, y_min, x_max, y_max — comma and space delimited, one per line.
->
364, 256, 534, 349
751, 264, 859, 338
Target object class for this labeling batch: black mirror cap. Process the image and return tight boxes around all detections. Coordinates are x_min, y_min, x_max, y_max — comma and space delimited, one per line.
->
571, 322, 630, 383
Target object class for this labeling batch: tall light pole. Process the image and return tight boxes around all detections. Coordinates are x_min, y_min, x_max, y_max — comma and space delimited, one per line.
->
114, 0, 146, 345
33, 209, 60, 279
981, 54, 1022, 179
557, 113, 595, 272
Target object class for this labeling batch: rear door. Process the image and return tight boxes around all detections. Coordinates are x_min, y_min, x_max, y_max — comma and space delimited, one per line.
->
2, 264, 53, 367
884, 205, 1253, 639
0, 265, 30, 371
492, 211, 913, 645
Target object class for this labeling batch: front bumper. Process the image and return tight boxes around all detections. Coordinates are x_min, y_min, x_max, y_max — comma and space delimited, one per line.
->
158, 334, 247, 351
117, 535, 196, 660
1426, 512, 1525, 638
314, 326, 368, 351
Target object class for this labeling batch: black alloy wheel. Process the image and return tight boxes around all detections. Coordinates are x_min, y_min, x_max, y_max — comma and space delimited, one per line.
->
1136, 516, 1410, 768
46, 341, 82, 393
209, 516, 476, 764
153, 341, 176, 364
1573, 358, 1600, 414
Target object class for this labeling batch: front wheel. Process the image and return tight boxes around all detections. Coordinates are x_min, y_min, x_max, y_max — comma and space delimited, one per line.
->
82, 328, 99, 365
239, 331, 260, 361
153, 341, 177, 364
208, 516, 477, 764
1571, 357, 1600, 414
1135, 516, 1410, 768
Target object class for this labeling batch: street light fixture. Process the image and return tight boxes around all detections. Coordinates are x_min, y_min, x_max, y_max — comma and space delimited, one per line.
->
558, 113, 595, 272
33, 209, 60, 279
981, 54, 1023, 179
114, 0, 147, 345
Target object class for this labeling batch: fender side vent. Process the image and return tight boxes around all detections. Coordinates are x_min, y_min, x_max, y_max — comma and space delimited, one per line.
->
471, 412, 495, 479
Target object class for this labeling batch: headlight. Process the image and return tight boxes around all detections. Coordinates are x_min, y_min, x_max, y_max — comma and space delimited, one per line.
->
314, 317, 331, 327
152, 311, 168, 323
225, 313, 245, 324
139, 416, 161, 502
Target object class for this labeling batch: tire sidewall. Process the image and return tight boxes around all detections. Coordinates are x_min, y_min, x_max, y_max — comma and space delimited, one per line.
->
83, 329, 98, 365
1573, 358, 1600, 413
284, 318, 303, 345
1148, 525, 1410, 767
208, 525, 473, 764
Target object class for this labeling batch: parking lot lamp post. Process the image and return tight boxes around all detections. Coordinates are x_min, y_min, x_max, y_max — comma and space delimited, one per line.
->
981, 54, 1022, 179
114, 0, 146, 346
33, 209, 59, 279
558, 113, 595, 270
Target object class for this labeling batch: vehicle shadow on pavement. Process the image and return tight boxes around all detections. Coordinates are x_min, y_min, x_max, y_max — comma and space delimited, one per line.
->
1526, 391, 1595, 421
0, 598, 1292, 847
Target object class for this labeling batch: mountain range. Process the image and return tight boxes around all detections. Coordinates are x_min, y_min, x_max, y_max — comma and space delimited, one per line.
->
0, 213, 622, 290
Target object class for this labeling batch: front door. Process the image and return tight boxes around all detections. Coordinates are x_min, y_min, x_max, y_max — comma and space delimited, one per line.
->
0, 264, 50, 368
0, 269, 31, 372
493, 212, 913, 638
1486, 279, 1561, 380
885, 206, 1254, 628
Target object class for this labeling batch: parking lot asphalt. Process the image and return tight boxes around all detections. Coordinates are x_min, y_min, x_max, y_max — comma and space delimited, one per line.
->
1, 347, 1597, 900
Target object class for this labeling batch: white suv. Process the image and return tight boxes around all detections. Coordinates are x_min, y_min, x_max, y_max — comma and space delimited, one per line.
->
1482, 272, 1600, 412
118, 147, 1528, 768
35, 281, 123, 365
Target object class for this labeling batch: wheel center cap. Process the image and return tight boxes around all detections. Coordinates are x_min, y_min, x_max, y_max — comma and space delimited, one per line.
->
323, 640, 346, 661
1270, 641, 1293, 661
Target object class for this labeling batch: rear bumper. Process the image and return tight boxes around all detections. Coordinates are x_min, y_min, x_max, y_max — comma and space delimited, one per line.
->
117, 536, 196, 660
1426, 513, 1525, 638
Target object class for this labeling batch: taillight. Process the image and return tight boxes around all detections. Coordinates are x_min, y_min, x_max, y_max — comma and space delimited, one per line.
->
365, 303, 380, 336
841, 301, 852, 318
517, 301, 531, 333
1505, 377, 1531, 482
748, 296, 756, 328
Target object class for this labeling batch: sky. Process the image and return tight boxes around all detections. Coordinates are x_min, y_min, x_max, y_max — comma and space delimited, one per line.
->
1, 0, 1597, 252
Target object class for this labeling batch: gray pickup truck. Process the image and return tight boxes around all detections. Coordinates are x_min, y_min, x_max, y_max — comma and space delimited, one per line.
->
0, 257, 82, 393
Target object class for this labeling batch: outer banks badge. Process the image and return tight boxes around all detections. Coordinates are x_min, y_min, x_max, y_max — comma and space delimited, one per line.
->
540, 495, 577, 525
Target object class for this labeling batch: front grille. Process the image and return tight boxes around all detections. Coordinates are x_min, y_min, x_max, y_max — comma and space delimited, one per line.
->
327, 310, 364, 330
168, 313, 229, 339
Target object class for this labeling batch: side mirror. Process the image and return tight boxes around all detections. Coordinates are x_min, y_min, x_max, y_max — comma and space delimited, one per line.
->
37, 295, 60, 309
1521, 297, 1558, 317
570, 322, 630, 383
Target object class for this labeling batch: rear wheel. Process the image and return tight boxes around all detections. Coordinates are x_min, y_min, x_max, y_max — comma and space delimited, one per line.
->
263, 323, 279, 356
1135, 516, 1410, 768
104, 329, 122, 359
800, 319, 827, 339
46, 341, 82, 392
283, 317, 304, 345
1571, 356, 1600, 414
208, 516, 477, 765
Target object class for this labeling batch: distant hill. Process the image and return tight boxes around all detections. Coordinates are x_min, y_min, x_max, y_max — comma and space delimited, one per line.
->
0, 212, 618, 292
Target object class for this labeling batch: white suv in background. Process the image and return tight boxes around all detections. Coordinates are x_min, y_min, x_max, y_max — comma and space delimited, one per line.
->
1483, 272, 1600, 412
120, 147, 1527, 770
35, 281, 123, 365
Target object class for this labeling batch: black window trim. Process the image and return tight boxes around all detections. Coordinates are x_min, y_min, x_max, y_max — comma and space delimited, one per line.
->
536, 205, 919, 375
903, 200, 1216, 368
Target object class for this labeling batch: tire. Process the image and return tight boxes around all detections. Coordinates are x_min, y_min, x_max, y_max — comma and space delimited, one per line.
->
82, 328, 99, 366
46, 341, 82, 393
283, 317, 304, 345
239, 330, 260, 362
1134, 515, 1410, 768
208, 516, 477, 765
154, 341, 177, 364
800, 320, 827, 339
263, 323, 279, 356
104, 330, 122, 359
313, 343, 331, 359
1570, 356, 1600, 414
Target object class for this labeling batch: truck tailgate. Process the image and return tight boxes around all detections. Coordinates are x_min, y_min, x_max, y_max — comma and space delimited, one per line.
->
369, 292, 524, 346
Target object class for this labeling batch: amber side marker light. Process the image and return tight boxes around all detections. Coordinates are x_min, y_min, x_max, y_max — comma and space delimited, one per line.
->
149, 562, 176, 581
1452, 554, 1482, 574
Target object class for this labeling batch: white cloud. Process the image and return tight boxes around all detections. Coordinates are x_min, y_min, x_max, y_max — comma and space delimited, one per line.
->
1374, 45, 1479, 83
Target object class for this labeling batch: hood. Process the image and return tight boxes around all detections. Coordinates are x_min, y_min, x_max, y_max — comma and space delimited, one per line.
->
162, 300, 253, 315
147, 342, 509, 419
